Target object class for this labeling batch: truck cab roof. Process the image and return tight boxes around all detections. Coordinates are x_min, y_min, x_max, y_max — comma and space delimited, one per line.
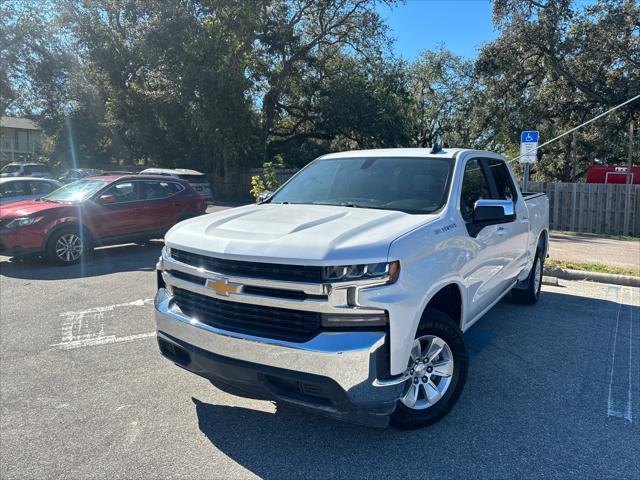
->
320, 148, 507, 162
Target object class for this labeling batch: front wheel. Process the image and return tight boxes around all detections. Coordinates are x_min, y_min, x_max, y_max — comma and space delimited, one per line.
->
391, 309, 468, 429
45, 227, 88, 265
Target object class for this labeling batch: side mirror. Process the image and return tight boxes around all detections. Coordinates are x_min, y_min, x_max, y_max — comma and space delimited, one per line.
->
258, 190, 274, 203
473, 199, 515, 224
99, 194, 115, 205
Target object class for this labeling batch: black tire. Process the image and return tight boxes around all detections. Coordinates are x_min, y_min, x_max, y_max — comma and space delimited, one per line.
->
390, 308, 469, 430
45, 226, 89, 265
512, 249, 543, 305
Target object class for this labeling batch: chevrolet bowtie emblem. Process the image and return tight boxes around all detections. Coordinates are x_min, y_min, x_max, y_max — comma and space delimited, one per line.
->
206, 278, 241, 296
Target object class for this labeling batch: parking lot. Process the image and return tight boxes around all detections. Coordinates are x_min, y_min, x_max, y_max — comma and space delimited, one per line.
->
1, 233, 638, 479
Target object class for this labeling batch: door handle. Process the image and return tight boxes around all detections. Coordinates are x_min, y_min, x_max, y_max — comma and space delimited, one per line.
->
520, 217, 529, 224
497, 226, 506, 234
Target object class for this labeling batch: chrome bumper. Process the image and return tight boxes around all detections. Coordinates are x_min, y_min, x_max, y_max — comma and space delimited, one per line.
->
154, 288, 403, 405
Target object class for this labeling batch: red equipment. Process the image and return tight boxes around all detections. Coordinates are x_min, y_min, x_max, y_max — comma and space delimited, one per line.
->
586, 165, 640, 185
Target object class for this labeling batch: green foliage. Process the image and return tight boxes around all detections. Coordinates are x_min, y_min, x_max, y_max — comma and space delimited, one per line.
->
3, 0, 638, 187
249, 160, 281, 201
250, 175, 265, 201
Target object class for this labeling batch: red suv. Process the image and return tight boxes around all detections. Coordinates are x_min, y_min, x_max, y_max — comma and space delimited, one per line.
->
0, 175, 206, 265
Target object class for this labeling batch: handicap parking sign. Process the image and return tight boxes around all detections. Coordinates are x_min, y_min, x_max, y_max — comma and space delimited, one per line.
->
520, 131, 539, 143
520, 130, 539, 163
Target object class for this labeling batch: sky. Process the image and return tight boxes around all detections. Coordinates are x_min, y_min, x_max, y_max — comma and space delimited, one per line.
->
377, 0, 498, 60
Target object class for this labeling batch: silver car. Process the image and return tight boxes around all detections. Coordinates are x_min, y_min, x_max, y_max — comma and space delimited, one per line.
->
0, 177, 63, 206
139, 168, 213, 201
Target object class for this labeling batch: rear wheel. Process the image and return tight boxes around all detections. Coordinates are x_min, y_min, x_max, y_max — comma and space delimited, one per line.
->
512, 249, 543, 305
45, 227, 88, 265
391, 309, 468, 429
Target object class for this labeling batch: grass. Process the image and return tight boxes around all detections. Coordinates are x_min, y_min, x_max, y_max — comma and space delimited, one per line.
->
545, 259, 639, 277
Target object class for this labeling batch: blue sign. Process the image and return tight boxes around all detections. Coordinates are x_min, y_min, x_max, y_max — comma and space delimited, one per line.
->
520, 131, 539, 143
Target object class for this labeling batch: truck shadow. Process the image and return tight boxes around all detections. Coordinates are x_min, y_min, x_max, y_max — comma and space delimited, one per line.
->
0, 241, 162, 280
190, 288, 639, 479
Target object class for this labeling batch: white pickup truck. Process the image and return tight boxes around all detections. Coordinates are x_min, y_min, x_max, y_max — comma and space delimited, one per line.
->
155, 148, 549, 429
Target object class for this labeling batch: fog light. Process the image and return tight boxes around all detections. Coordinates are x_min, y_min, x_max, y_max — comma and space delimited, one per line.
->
321, 313, 387, 327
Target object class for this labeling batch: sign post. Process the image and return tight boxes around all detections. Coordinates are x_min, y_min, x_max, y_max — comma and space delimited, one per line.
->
520, 131, 539, 192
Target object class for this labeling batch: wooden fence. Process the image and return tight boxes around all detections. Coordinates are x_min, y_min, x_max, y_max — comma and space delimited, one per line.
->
527, 181, 640, 237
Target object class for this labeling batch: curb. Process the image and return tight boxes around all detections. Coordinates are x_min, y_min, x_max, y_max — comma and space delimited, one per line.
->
543, 267, 640, 288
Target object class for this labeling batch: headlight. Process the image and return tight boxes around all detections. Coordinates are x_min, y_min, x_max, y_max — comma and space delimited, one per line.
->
5, 216, 43, 229
322, 260, 400, 283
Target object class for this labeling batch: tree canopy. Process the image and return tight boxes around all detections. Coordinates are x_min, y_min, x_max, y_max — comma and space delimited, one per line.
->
2, 0, 638, 187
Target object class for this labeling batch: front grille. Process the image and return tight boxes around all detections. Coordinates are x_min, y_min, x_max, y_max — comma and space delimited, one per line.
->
172, 287, 321, 342
170, 248, 323, 282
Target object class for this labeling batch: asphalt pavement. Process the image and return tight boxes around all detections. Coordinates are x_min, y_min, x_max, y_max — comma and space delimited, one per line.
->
1, 238, 639, 479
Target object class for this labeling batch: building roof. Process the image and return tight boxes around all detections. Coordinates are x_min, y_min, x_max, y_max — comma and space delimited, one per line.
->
0, 116, 40, 131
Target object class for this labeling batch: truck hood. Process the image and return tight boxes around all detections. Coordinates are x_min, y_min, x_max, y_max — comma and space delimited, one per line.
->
0, 199, 67, 219
165, 203, 438, 264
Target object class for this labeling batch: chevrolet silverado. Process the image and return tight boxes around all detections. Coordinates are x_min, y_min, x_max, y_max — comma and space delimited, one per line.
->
154, 148, 549, 429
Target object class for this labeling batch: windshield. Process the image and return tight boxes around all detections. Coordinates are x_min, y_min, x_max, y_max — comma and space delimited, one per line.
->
43, 179, 110, 202
269, 157, 453, 214
1, 164, 21, 174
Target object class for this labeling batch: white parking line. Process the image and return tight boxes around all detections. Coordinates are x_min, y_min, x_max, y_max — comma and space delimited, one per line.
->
51, 298, 155, 350
627, 289, 633, 423
606, 286, 634, 423
51, 332, 156, 350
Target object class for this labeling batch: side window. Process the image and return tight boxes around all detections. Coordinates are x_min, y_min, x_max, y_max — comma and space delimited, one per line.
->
103, 182, 139, 203
29, 181, 58, 195
460, 159, 491, 222
0, 181, 27, 197
143, 181, 182, 200
486, 159, 516, 201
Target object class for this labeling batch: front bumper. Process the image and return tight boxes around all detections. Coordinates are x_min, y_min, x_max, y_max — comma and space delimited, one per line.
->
0, 228, 45, 256
154, 288, 404, 426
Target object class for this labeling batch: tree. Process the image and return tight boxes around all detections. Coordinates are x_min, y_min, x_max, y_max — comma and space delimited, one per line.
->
243, 0, 397, 161
407, 48, 478, 149
477, 0, 640, 180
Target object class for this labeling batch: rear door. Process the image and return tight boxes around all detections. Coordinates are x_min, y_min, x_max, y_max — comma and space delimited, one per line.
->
90, 181, 145, 240
140, 180, 185, 233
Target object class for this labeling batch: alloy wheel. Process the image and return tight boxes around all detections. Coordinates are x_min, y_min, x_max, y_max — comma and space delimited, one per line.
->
55, 233, 83, 262
400, 335, 454, 410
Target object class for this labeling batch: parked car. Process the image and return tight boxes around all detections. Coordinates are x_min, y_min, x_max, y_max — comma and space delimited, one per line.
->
0, 162, 53, 178
0, 175, 206, 264
139, 168, 213, 201
154, 148, 549, 429
0, 178, 63, 206
58, 168, 104, 184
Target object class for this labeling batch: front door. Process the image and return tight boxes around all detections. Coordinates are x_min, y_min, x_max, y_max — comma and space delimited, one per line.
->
458, 157, 517, 325
90, 181, 145, 240
483, 158, 529, 286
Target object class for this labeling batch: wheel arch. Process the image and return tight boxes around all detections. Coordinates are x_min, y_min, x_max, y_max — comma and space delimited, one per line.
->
538, 229, 549, 258
421, 282, 464, 331
44, 221, 94, 250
